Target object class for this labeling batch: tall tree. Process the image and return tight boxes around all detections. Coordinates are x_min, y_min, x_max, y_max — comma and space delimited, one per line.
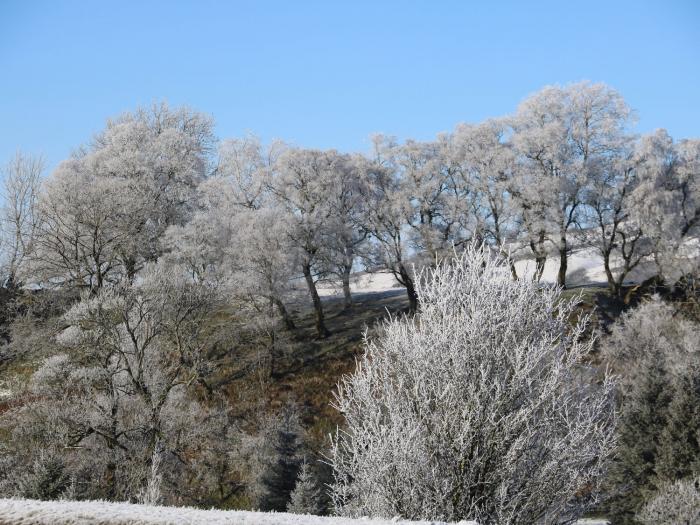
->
630, 130, 700, 286
359, 135, 419, 311
320, 153, 369, 309
512, 82, 632, 286
451, 120, 520, 279
0, 151, 43, 286
583, 141, 651, 295
24, 103, 215, 291
271, 148, 342, 338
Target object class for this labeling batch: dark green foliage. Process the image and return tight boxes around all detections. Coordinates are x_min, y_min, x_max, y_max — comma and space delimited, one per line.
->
606, 357, 700, 524
655, 363, 700, 482
602, 299, 700, 524
16, 453, 70, 500
259, 411, 303, 512
605, 355, 673, 524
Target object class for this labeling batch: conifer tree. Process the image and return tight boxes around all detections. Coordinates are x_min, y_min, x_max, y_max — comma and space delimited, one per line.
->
606, 354, 673, 524
287, 460, 325, 515
655, 363, 700, 482
259, 411, 303, 512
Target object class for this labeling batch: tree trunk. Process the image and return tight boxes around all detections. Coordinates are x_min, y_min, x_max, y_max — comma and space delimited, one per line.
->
341, 245, 354, 308
399, 265, 419, 313
302, 262, 330, 338
530, 232, 547, 283
603, 250, 617, 295
341, 264, 352, 309
557, 233, 567, 288
272, 297, 296, 330
509, 259, 518, 281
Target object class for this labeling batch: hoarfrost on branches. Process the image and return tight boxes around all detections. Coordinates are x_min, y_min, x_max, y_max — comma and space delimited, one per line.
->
329, 244, 617, 524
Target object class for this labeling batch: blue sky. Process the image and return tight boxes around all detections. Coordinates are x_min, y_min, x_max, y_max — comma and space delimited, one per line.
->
1, 1, 698, 174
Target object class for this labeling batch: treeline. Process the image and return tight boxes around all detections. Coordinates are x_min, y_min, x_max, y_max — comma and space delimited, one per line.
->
1, 82, 698, 339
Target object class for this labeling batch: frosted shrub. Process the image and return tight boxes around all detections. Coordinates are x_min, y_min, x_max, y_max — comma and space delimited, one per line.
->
636, 477, 700, 525
329, 245, 617, 524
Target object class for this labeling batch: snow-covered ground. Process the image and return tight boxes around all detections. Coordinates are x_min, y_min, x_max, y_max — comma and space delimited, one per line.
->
0, 498, 476, 525
511, 247, 659, 287
316, 247, 660, 298
317, 271, 402, 297
0, 499, 610, 525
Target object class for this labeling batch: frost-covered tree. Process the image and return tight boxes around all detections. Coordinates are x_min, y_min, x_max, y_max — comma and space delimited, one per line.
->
163, 134, 300, 340
394, 139, 457, 261
0, 262, 232, 503
512, 82, 633, 286
0, 151, 43, 286
13, 451, 70, 501
582, 143, 651, 296
319, 153, 369, 308
213, 134, 284, 211
359, 136, 419, 311
25, 161, 143, 291
636, 477, 700, 525
271, 148, 344, 338
600, 298, 700, 388
330, 244, 617, 524
451, 120, 520, 278
630, 130, 700, 286
287, 460, 325, 515
164, 196, 298, 333
23, 103, 214, 291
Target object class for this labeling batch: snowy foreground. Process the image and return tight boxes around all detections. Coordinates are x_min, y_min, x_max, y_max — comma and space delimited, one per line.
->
0, 499, 609, 525
0, 499, 476, 525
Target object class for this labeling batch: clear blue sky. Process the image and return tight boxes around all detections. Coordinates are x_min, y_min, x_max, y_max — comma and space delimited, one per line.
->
1, 1, 698, 174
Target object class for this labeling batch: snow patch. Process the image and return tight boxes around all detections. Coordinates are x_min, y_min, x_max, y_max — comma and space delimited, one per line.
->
317, 271, 401, 297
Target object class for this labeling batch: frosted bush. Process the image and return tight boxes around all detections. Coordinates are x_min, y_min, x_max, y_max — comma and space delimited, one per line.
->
330, 244, 617, 524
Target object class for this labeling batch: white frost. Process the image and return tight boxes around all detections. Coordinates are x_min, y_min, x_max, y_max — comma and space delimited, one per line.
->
0, 498, 478, 525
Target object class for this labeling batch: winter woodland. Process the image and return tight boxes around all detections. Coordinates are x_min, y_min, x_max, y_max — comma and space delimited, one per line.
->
0, 82, 698, 524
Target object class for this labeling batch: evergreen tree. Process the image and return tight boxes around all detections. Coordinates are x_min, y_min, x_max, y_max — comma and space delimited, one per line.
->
16, 452, 70, 500
287, 460, 325, 515
259, 410, 302, 512
655, 363, 700, 482
606, 354, 673, 524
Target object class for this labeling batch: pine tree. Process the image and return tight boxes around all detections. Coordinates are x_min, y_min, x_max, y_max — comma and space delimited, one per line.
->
17, 452, 70, 500
606, 354, 674, 524
287, 460, 325, 515
655, 363, 700, 483
259, 410, 302, 512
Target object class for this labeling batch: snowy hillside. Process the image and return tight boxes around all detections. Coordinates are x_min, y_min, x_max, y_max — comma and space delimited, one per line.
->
317, 247, 659, 298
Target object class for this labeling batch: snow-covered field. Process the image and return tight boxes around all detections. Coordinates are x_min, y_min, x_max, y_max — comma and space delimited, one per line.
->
0, 499, 611, 525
